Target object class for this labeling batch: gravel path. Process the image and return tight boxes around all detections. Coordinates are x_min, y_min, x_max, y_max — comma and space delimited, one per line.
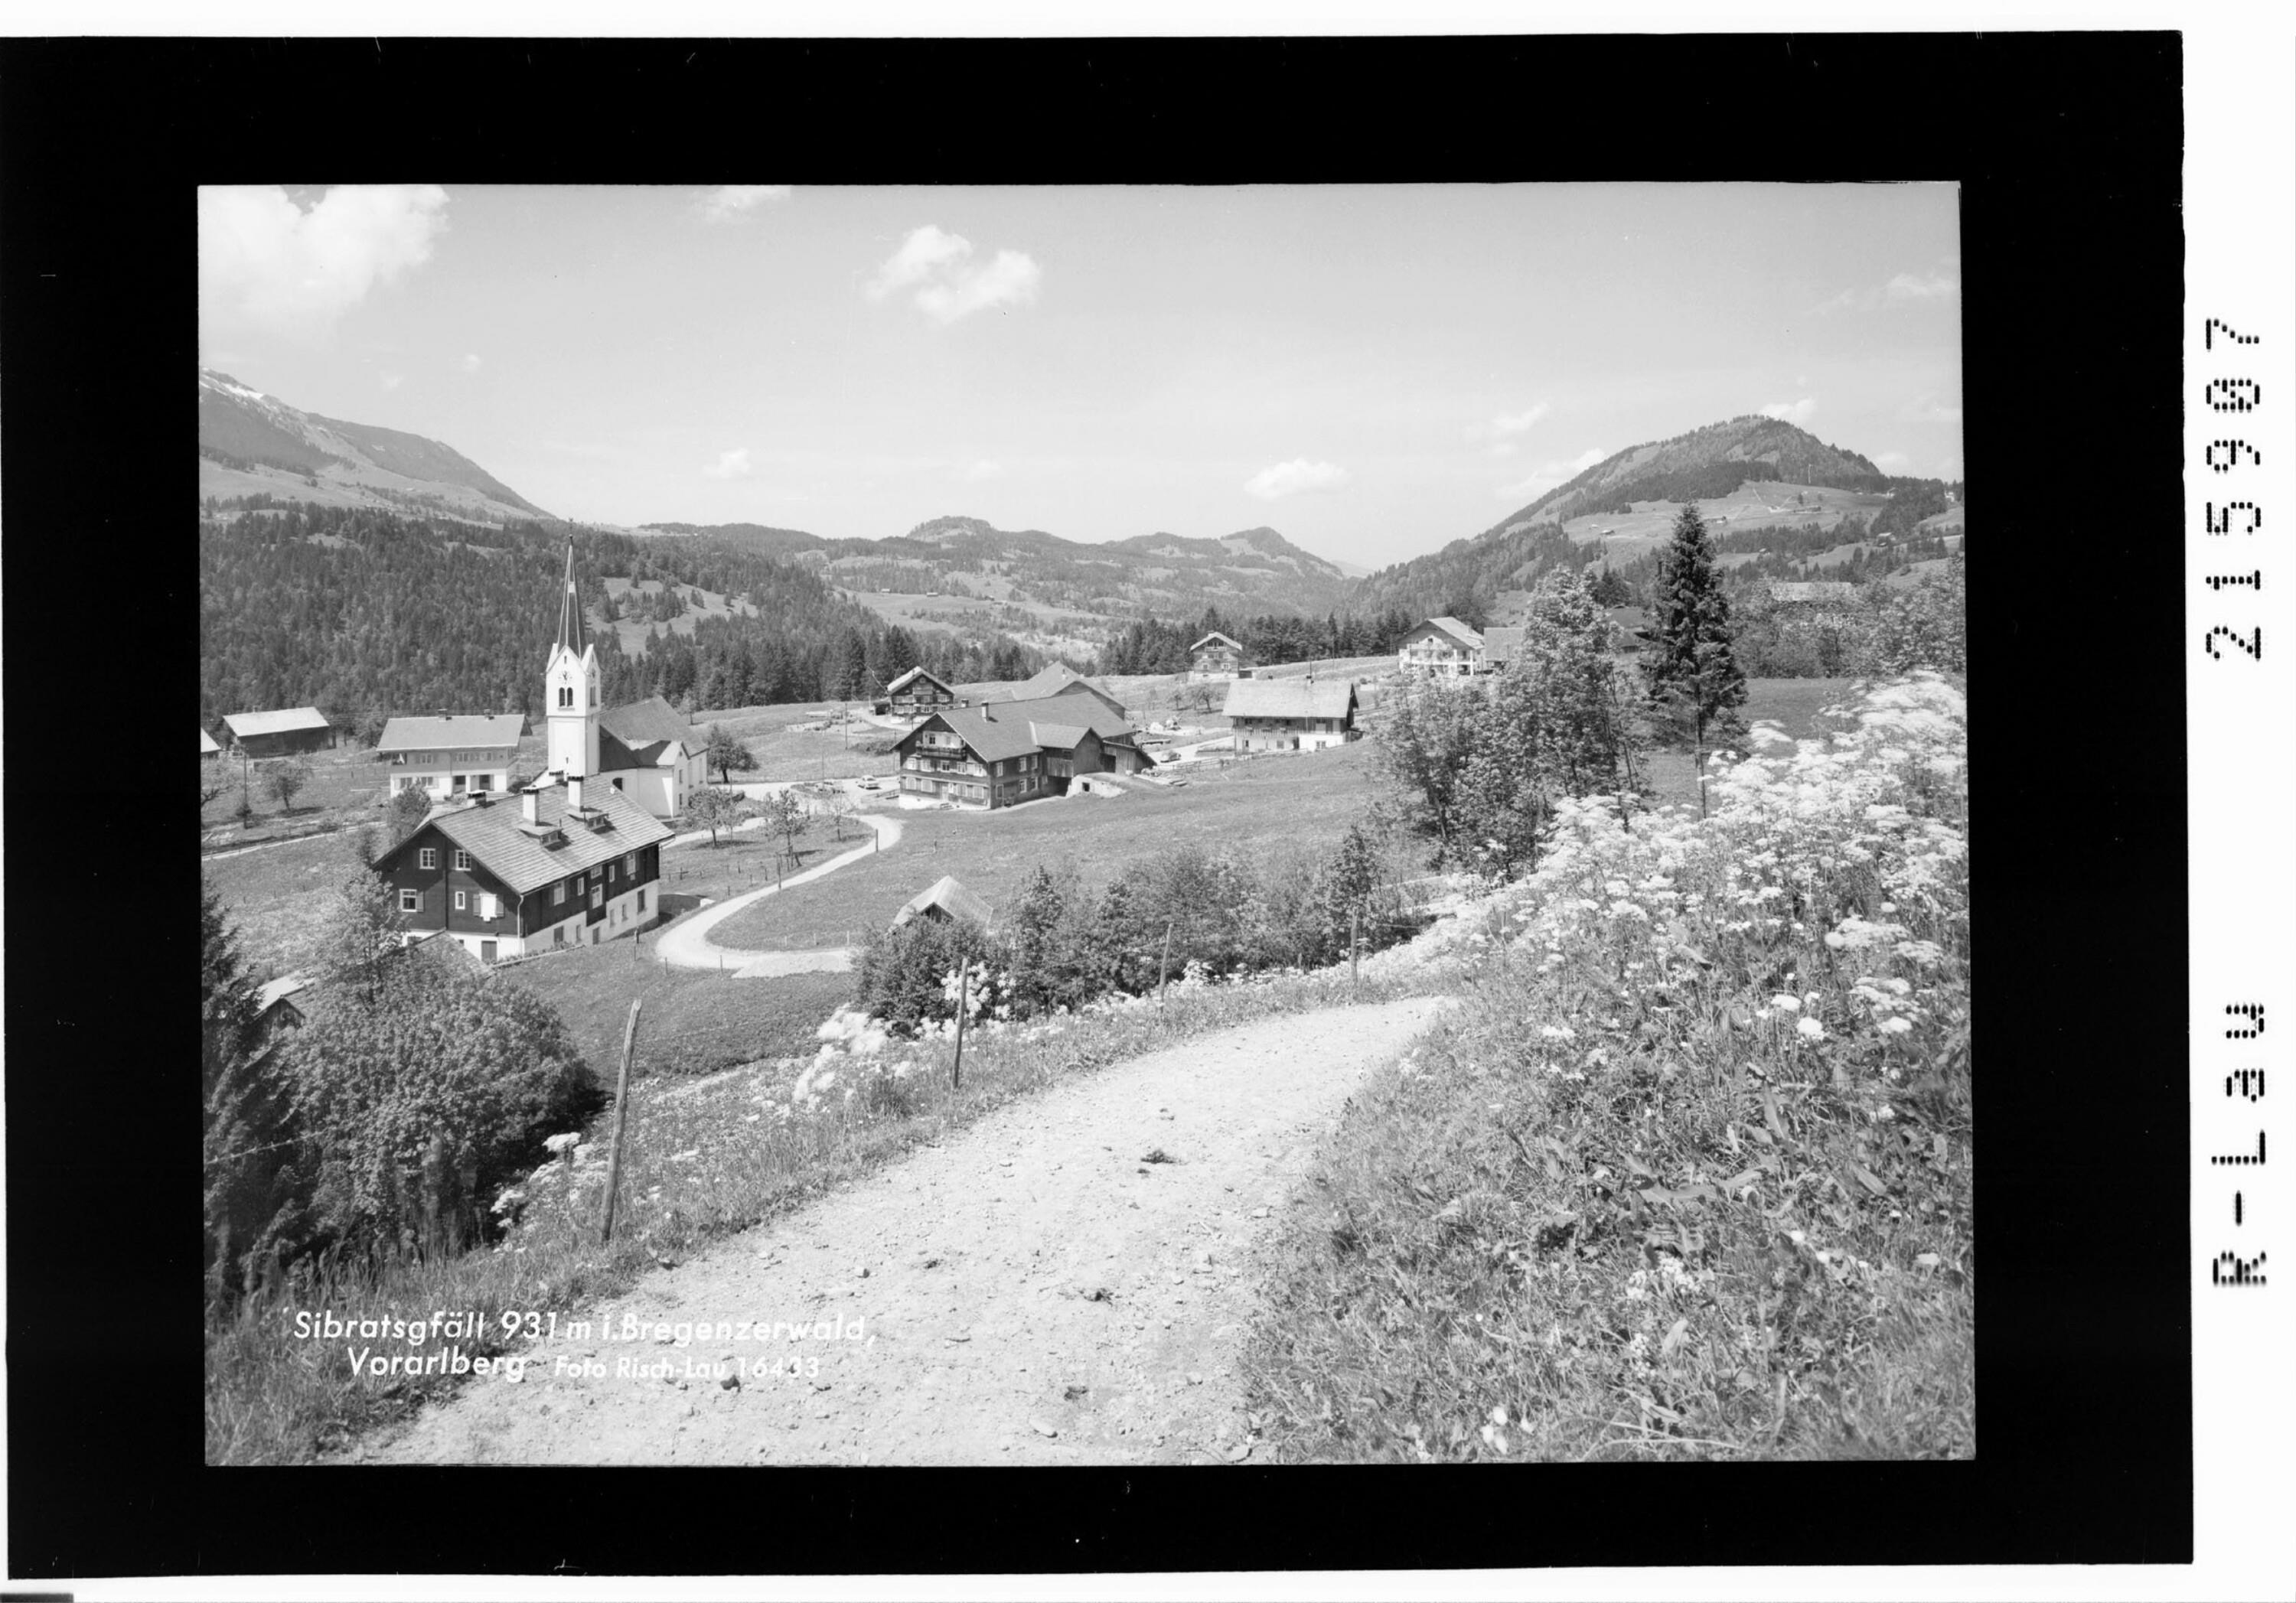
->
652, 813, 904, 977
359, 995, 1450, 1466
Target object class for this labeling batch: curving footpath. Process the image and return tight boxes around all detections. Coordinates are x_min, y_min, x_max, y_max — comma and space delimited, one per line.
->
651, 813, 905, 978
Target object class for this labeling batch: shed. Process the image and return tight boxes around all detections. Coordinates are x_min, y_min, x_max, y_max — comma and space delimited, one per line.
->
891, 875, 993, 930
223, 706, 335, 758
200, 726, 222, 760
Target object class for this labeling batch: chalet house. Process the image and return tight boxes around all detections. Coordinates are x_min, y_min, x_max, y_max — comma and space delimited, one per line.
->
1479, 626, 1527, 673
376, 714, 525, 799
223, 706, 335, 758
539, 546, 708, 821
892, 875, 993, 930
893, 689, 1150, 809
1397, 617, 1484, 677
373, 773, 673, 961
885, 666, 958, 719
1223, 677, 1361, 753
1188, 632, 1248, 682
201, 727, 221, 761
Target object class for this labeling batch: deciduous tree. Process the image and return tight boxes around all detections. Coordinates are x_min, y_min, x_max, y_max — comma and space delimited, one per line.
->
703, 724, 757, 786
263, 757, 313, 813
681, 785, 749, 848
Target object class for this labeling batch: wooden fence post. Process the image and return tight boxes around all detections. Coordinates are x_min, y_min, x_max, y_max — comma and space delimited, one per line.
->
599, 999, 644, 1246
1350, 907, 1362, 999
1156, 920, 1175, 1005
951, 961, 970, 1090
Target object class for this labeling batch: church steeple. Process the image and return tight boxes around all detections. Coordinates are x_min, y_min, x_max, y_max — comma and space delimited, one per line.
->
556, 542, 586, 655
543, 543, 600, 779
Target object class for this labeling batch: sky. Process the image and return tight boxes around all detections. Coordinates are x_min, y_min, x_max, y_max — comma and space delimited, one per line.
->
198, 183, 1962, 571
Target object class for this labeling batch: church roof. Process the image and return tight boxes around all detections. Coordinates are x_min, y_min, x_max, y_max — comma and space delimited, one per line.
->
599, 696, 704, 767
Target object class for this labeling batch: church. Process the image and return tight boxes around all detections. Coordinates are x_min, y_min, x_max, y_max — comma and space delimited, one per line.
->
541, 546, 709, 819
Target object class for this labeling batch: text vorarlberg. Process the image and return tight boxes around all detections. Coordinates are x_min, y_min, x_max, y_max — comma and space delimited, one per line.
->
292, 1308, 870, 1383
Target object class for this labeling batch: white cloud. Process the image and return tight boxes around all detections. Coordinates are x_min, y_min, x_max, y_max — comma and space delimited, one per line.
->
698, 185, 792, 222
1492, 403, 1551, 437
380, 370, 404, 391
1813, 266, 1959, 316
458, 353, 482, 373
1901, 394, 1963, 425
1874, 450, 1913, 472
961, 460, 1006, 482
702, 448, 754, 481
1760, 398, 1817, 424
199, 184, 449, 342
1244, 459, 1350, 501
868, 225, 1042, 323
1496, 447, 1606, 503
1887, 269, 1958, 301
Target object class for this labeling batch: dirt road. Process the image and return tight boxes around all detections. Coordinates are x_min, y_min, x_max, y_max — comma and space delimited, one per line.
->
652, 813, 903, 977
360, 995, 1450, 1465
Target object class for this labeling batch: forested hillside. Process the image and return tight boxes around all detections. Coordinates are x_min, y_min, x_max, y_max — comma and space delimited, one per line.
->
197, 500, 1044, 729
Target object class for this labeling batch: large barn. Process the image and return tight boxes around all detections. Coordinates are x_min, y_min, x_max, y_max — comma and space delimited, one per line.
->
1223, 677, 1361, 752
223, 707, 335, 758
893, 681, 1150, 809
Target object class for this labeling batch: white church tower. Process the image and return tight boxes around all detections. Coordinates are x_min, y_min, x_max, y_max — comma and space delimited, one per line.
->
543, 544, 600, 779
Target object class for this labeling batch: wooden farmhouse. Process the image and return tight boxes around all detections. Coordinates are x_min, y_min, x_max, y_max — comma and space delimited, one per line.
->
894, 681, 1150, 809
373, 772, 673, 961
539, 546, 708, 821
968, 663, 1129, 720
1222, 677, 1361, 753
1397, 617, 1485, 678
377, 714, 525, 800
223, 706, 336, 758
885, 666, 958, 719
1188, 632, 1248, 682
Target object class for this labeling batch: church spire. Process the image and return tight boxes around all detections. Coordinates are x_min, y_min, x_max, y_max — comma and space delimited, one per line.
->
556, 543, 585, 654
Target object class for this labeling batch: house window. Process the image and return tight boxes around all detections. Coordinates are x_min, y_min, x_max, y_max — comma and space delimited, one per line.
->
638, 888, 647, 912
474, 774, 492, 793
419, 848, 437, 869
591, 885, 604, 910
558, 686, 572, 709
624, 853, 636, 877
454, 849, 471, 871
554, 924, 565, 946
399, 889, 420, 913
553, 882, 567, 905
607, 860, 618, 882
455, 891, 467, 911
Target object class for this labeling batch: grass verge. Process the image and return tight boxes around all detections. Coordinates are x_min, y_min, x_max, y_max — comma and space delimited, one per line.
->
1240, 674, 1971, 1461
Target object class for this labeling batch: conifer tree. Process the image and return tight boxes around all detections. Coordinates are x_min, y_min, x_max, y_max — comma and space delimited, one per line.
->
1642, 504, 1749, 786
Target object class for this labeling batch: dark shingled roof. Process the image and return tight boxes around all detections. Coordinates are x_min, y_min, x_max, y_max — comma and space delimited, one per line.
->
394, 780, 673, 897
970, 666, 1127, 718
886, 666, 953, 696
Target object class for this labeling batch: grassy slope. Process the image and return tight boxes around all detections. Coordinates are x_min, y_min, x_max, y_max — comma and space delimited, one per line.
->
713, 741, 1388, 950
1239, 676, 1973, 1463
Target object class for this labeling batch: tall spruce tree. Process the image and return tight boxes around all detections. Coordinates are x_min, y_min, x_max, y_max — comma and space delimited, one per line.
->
203, 881, 306, 1308
1642, 504, 1749, 790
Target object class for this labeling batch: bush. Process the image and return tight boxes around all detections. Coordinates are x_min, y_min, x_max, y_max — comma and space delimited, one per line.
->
855, 915, 998, 1038
281, 961, 608, 1262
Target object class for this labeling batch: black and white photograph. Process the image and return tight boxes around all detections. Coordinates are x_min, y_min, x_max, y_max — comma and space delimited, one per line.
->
196, 179, 1971, 1469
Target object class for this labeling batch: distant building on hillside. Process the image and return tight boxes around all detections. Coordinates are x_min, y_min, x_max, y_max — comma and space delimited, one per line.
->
1188, 632, 1248, 682
1397, 617, 1484, 678
252, 972, 314, 1047
377, 714, 525, 800
223, 706, 336, 758
201, 726, 221, 761
885, 666, 958, 719
1223, 677, 1360, 753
